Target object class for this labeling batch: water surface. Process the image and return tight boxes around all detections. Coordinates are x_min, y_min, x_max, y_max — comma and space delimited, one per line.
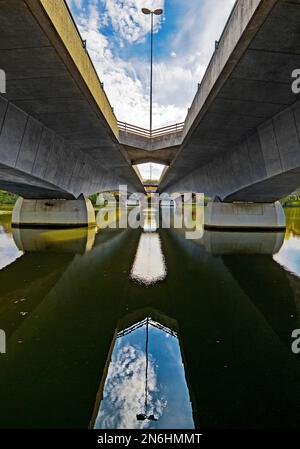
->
0, 207, 300, 429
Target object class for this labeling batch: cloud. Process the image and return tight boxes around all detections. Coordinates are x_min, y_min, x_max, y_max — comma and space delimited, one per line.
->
67, 0, 84, 10
135, 163, 165, 180
102, 0, 164, 45
67, 0, 236, 128
95, 343, 167, 429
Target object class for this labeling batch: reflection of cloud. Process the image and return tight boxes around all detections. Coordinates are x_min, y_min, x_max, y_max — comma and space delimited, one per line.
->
0, 228, 23, 270
131, 233, 166, 286
95, 344, 167, 429
274, 236, 300, 277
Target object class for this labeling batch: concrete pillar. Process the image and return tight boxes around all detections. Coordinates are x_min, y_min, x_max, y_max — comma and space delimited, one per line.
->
12, 196, 96, 228
204, 201, 285, 231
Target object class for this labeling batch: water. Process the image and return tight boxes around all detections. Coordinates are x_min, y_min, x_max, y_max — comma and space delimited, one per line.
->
0, 207, 300, 429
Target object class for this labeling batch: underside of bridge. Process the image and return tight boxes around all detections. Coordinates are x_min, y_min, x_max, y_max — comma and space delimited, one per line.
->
0, 0, 143, 201
1, 0, 300, 228
159, 0, 300, 204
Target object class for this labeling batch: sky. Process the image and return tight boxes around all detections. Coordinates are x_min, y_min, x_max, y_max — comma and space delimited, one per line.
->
94, 321, 194, 429
66, 0, 236, 179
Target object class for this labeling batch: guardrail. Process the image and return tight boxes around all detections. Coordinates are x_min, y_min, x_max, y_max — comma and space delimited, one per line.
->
117, 121, 184, 138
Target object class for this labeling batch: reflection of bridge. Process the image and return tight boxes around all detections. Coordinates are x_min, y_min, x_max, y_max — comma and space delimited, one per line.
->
1, 224, 300, 428
116, 316, 177, 339
1, 0, 300, 228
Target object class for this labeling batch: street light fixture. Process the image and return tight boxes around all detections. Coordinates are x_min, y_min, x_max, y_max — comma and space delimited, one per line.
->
142, 7, 163, 136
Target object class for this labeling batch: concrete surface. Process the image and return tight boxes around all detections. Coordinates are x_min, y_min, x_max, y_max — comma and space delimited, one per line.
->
204, 201, 286, 230
119, 130, 182, 165
12, 196, 96, 228
1, 0, 300, 206
0, 0, 143, 198
159, 0, 300, 202
0, 95, 137, 198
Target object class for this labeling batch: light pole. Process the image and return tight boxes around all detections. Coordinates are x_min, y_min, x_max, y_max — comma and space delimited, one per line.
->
136, 318, 157, 422
141, 7, 163, 136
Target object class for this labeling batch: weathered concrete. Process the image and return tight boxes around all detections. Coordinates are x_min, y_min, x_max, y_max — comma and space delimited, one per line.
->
165, 100, 300, 202
0, 0, 143, 198
159, 0, 300, 202
204, 201, 285, 230
0, 95, 138, 198
12, 196, 96, 228
1, 0, 300, 207
119, 130, 182, 165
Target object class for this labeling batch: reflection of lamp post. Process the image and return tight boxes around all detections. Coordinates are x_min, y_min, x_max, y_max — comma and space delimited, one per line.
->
141, 7, 163, 135
136, 317, 158, 422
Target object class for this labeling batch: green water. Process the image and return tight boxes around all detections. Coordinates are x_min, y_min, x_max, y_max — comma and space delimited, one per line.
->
0, 208, 300, 429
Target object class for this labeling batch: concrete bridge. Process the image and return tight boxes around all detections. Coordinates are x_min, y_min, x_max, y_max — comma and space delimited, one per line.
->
0, 0, 300, 228
0, 0, 144, 226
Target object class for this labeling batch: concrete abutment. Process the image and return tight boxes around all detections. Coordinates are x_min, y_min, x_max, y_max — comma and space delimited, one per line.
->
12, 196, 96, 228
204, 201, 286, 231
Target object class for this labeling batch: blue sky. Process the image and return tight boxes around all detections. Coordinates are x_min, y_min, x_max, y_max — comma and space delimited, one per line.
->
66, 0, 235, 129
94, 321, 194, 429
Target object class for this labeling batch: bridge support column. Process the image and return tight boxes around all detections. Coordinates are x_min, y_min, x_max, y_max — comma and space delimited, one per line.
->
204, 201, 285, 231
12, 196, 96, 228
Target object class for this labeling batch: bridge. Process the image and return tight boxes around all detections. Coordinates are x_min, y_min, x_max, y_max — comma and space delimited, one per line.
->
0, 0, 299, 228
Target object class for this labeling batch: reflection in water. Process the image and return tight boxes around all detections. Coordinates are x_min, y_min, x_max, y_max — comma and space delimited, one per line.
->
274, 208, 300, 277
131, 209, 166, 286
203, 230, 284, 255
0, 214, 23, 269
12, 227, 96, 254
92, 315, 194, 429
1, 207, 300, 428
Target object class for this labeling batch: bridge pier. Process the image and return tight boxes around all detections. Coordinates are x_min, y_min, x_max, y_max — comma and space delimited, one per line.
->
12, 196, 96, 229
204, 201, 285, 231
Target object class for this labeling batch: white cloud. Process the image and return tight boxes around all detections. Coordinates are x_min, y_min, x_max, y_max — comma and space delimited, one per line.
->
68, 0, 84, 10
95, 343, 167, 429
102, 0, 164, 45
68, 0, 236, 128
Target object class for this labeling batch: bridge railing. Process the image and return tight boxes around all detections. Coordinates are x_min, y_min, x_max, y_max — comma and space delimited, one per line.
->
117, 121, 184, 138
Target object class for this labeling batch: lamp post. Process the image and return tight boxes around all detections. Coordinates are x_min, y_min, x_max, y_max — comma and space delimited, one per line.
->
141, 7, 163, 136
136, 318, 157, 422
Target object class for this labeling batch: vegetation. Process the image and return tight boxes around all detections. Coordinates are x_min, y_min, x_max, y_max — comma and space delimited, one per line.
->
280, 194, 300, 207
88, 193, 98, 206
89, 192, 120, 207
0, 190, 18, 205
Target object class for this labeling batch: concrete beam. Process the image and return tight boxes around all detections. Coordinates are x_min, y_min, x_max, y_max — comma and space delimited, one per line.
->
0, 96, 142, 198
0, 0, 143, 196
119, 130, 182, 165
160, 0, 300, 201
163, 100, 300, 203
